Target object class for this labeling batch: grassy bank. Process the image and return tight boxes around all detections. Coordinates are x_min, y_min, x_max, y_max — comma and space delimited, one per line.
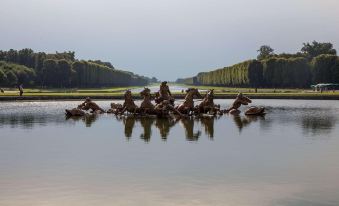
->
1, 85, 339, 100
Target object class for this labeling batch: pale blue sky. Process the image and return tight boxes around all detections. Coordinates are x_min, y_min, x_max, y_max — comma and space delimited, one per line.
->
1, 0, 339, 80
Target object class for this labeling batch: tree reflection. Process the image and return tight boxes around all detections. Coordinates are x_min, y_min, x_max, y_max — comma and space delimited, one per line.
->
301, 114, 336, 136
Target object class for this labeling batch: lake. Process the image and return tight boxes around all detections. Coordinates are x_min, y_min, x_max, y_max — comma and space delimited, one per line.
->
0, 100, 339, 206
130, 85, 207, 93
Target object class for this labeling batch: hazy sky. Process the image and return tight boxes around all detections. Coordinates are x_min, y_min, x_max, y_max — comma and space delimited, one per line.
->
1, 0, 339, 80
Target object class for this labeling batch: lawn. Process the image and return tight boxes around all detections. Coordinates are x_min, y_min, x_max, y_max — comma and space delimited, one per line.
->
1, 84, 338, 98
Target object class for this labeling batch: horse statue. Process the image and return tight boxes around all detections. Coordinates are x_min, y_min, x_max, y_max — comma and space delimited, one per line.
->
196, 89, 221, 115
176, 88, 202, 115
140, 87, 155, 114
118, 90, 139, 115
65, 97, 104, 116
107, 102, 123, 114
244, 106, 265, 115
223, 93, 251, 115
224, 93, 265, 115
78, 97, 105, 114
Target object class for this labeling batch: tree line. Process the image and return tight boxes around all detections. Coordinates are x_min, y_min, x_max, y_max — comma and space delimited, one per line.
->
0, 49, 151, 87
176, 41, 339, 88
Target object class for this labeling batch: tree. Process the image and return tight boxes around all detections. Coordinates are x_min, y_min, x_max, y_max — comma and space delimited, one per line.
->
42, 59, 58, 87
57, 59, 72, 87
311, 54, 337, 83
257, 45, 274, 60
0, 69, 7, 86
5, 70, 18, 86
151, 77, 158, 83
301, 41, 337, 58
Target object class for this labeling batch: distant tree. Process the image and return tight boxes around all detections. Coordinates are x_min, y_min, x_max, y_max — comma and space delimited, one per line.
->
257, 45, 274, 60
88, 60, 114, 69
5, 49, 18, 63
301, 41, 337, 58
5, 70, 18, 86
151, 77, 158, 83
311, 54, 338, 83
0, 69, 7, 86
34, 52, 47, 85
57, 59, 72, 87
42, 59, 58, 87
18, 48, 34, 68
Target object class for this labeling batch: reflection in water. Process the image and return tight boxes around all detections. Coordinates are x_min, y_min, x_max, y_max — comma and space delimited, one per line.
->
122, 116, 136, 140
180, 118, 201, 141
1, 101, 338, 142
301, 115, 336, 136
232, 114, 266, 132
200, 116, 218, 139
101, 115, 218, 142
0, 114, 62, 129
140, 118, 155, 142
155, 118, 179, 140
1, 101, 339, 206
66, 114, 98, 127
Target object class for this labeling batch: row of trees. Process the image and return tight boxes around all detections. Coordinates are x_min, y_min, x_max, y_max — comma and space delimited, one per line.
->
0, 49, 150, 87
177, 41, 339, 88
0, 61, 36, 86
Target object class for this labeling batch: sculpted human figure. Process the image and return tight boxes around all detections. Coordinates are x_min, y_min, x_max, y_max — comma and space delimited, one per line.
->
156, 81, 174, 105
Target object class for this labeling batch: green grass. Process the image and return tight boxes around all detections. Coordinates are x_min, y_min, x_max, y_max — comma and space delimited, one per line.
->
0, 86, 141, 96
1, 84, 338, 97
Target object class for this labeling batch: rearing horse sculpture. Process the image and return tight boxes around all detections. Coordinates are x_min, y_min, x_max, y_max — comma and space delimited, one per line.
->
119, 90, 139, 114
140, 87, 155, 114
176, 88, 202, 114
196, 89, 221, 115
224, 93, 251, 115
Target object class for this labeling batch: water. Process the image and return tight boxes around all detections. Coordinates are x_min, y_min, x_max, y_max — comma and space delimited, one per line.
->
130, 85, 207, 93
0, 100, 339, 206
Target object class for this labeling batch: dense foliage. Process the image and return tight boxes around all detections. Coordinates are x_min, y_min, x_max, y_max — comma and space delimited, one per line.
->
0, 49, 149, 87
177, 41, 339, 88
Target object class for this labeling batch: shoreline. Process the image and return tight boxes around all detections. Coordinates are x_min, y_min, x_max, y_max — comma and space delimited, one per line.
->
1, 94, 339, 101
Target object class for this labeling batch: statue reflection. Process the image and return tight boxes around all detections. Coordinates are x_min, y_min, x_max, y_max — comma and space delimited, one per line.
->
180, 117, 201, 141
232, 114, 265, 132
122, 116, 136, 140
155, 117, 180, 140
117, 116, 220, 142
140, 117, 155, 142
65, 114, 98, 127
200, 116, 215, 139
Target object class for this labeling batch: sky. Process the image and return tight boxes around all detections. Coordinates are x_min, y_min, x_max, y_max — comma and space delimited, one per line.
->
1, 0, 339, 81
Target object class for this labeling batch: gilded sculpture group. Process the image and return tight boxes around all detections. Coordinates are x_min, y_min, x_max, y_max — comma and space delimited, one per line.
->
65, 82, 265, 117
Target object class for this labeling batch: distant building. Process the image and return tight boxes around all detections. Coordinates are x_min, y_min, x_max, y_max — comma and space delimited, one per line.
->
311, 83, 339, 91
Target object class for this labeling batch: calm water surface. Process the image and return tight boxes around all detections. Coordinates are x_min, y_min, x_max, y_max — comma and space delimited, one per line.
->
0, 100, 339, 206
